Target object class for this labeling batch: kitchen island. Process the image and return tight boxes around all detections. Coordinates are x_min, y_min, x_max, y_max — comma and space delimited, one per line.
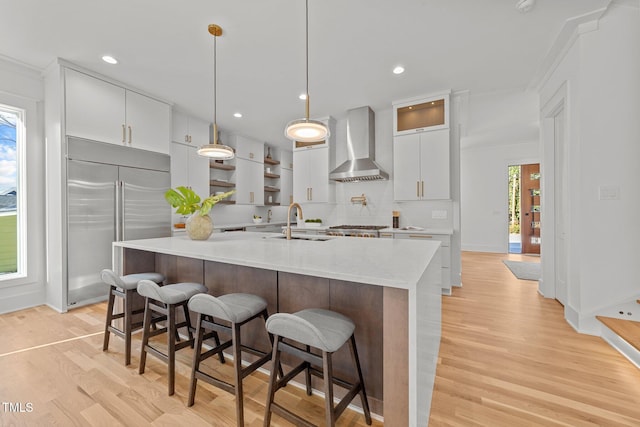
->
113, 232, 442, 426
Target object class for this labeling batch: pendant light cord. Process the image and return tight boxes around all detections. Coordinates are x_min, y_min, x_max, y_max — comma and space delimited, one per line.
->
213, 33, 218, 144
305, 0, 310, 121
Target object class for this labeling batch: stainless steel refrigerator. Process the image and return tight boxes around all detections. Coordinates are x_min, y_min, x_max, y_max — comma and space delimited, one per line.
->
66, 137, 171, 307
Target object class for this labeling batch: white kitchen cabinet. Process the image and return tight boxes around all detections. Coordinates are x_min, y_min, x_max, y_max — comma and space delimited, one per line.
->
235, 157, 264, 205
393, 92, 450, 136
233, 135, 263, 161
293, 146, 329, 203
170, 142, 210, 224
393, 232, 451, 294
280, 168, 293, 206
170, 142, 210, 196
172, 110, 210, 145
65, 68, 170, 154
393, 129, 450, 201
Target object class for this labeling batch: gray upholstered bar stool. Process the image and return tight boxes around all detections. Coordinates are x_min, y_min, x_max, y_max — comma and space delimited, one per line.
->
137, 279, 207, 395
187, 293, 275, 427
101, 269, 165, 366
263, 308, 372, 427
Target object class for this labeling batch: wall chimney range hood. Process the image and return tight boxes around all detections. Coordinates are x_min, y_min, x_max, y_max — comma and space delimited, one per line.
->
329, 106, 389, 182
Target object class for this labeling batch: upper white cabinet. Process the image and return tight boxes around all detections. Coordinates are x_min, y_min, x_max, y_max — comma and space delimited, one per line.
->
393, 130, 450, 201
170, 142, 210, 224
293, 147, 329, 203
393, 92, 450, 136
292, 117, 334, 203
235, 157, 264, 205
65, 68, 170, 154
233, 135, 264, 161
172, 110, 210, 146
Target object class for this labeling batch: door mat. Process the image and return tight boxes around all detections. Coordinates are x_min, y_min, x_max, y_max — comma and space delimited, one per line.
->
502, 260, 541, 281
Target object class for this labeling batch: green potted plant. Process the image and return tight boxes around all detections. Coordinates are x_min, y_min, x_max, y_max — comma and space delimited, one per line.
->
165, 186, 235, 240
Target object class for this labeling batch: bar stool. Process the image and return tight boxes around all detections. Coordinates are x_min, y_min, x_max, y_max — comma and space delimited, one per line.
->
187, 293, 275, 427
137, 279, 207, 395
101, 269, 165, 365
264, 308, 372, 427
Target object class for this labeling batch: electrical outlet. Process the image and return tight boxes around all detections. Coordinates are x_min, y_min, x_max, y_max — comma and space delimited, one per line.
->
432, 210, 447, 219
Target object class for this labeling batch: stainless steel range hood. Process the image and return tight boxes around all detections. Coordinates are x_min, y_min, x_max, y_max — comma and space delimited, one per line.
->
329, 106, 389, 182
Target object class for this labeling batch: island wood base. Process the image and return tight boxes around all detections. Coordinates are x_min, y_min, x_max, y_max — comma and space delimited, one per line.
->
119, 248, 412, 420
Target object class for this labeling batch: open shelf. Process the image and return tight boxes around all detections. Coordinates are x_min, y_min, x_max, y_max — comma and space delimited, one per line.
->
217, 200, 236, 205
210, 162, 236, 171
264, 186, 280, 192
210, 180, 235, 187
264, 157, 280, 166
264, 172, 280, 179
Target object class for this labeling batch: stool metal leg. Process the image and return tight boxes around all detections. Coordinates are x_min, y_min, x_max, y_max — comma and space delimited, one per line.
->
263, 336, 281, 427
167, 303, 177, 396
103, 286, 116, 352
232, 323, 244, 427
305, 345, 312, 396
349, 335, 372, 425
188, 313, 206, 407
123, 289, 134, 366
138, 298, 152, 375
323, 352, 336, 427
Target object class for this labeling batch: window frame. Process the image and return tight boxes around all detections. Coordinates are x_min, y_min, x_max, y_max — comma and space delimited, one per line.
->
0, 102, 26, 283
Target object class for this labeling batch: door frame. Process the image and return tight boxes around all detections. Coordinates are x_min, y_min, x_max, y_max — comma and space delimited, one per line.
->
539, 82, 569, 301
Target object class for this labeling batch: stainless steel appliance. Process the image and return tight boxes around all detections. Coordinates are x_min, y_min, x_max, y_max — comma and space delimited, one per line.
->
66, 137, 171, 307
326, 225, 387, 238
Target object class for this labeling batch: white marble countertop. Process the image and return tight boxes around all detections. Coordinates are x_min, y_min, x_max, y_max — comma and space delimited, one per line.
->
114, 231, 440, 290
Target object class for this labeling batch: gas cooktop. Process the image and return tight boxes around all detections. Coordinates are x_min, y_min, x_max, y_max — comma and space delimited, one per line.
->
328, 225, 388, 230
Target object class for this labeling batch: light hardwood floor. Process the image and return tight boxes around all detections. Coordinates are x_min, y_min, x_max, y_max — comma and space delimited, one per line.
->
429, 252, 640, 426
2, 252, 640, 426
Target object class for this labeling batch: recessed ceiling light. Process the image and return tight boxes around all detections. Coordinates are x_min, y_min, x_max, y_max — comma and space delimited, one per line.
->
102, 55, 118, 65
299, 93, 307, 100
393, 66, 405, 75
233, 112, 242, 118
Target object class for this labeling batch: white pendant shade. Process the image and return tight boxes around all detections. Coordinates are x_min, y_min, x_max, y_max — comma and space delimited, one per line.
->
197, 143, 235, 159
285, 118, 329, 142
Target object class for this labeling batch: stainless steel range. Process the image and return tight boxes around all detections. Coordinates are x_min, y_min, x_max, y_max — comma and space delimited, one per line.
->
326, 225, 387, 238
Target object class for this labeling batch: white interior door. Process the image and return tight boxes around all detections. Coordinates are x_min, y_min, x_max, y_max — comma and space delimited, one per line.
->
554, 108, 568, 305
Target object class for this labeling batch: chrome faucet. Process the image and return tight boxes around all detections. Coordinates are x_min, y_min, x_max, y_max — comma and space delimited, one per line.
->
267, 209, 272, 223
286, 202, 303, 240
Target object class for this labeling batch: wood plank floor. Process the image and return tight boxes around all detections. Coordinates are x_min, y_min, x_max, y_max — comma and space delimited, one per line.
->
0, 299, 380, 426
2, 252, 640, 425
429, 252, 640, 426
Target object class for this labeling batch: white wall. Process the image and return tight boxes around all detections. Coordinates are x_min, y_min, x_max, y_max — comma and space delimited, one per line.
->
0, 56, 46, 314
460, 89, 540, 253
538, 2, 640, 331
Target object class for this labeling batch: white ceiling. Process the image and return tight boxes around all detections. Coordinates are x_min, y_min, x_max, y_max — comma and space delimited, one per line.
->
0, 0, 608, 150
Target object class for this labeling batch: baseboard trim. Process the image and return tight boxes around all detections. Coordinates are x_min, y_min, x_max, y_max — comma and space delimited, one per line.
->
600, 324, 640, 369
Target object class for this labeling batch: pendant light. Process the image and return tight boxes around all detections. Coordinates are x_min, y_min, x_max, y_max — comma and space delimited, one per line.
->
284, 0, 329, 143
198, 24, 235, 159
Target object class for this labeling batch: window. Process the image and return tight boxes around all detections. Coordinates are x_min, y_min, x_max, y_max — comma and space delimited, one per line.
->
0, 104, 25, 280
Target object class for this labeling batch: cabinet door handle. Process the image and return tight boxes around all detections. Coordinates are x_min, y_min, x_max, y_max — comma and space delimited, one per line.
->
310, 187, 312, 200
416, 181, 420, 198
410, 234, 433, 239
122, 124, 126, 144
250, 191, 254, 203
421, 181, 425, 197
188, 135, 192, 143
128, 126, 132, 144
249, 152, 254, 159
185, 135, 189, 143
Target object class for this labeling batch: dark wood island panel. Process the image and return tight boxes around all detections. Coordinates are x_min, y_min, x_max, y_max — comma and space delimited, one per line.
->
278, 272, 384, 415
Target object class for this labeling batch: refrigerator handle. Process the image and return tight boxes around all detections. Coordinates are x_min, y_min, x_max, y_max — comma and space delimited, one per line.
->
115, 180, 122, 241
120, 181, 127, 241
